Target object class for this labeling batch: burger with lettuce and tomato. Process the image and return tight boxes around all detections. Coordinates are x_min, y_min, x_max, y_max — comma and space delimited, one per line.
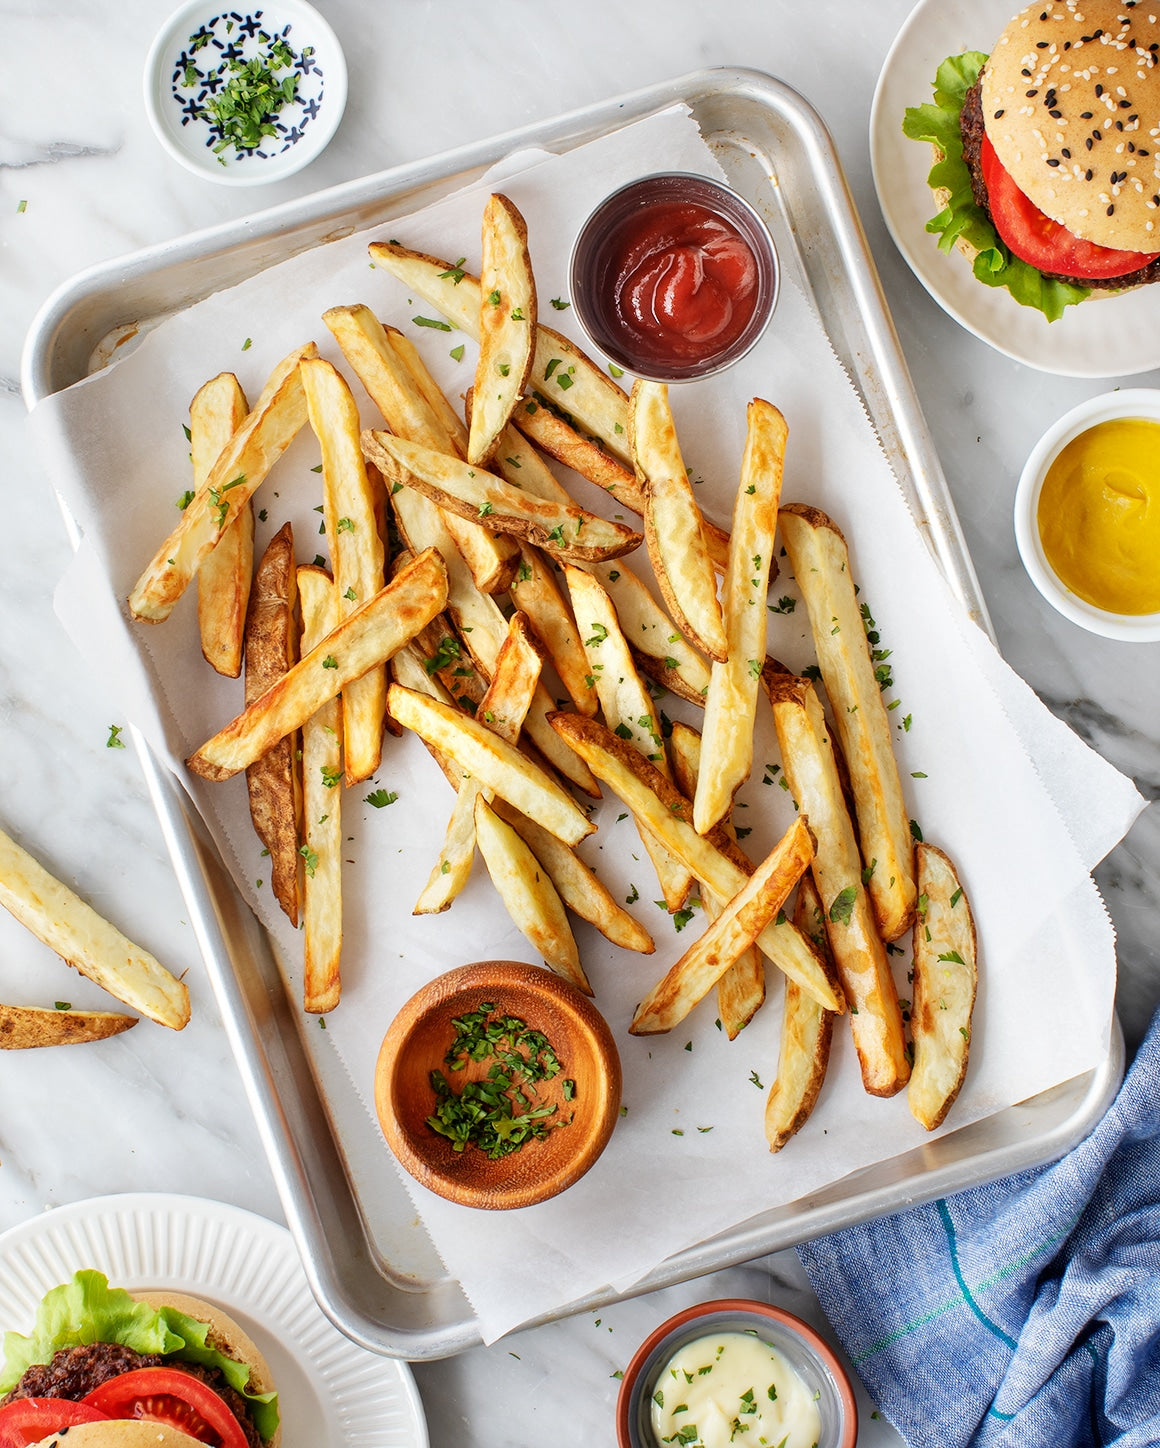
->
0, 1272, 279, 1448
904, 0, 1160, 320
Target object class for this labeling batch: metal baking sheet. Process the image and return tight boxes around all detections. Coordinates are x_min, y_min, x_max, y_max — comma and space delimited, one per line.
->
23, 66, 1122, 1359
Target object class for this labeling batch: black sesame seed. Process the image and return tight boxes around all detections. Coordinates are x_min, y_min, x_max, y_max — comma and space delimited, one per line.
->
1120, 99, 1132, 108
1096, 84, 1105, 95
1087, 168, 1095, 179
1027, 89, 1039, 98
1063, 147, 1072, 157
1108, 203, 1116, 214
1047, 157, 1061, 166
1022, 67, 1033, 77
1116, 120, 1125, 130
1087, 137, 1095, 149
1081, 111, 1094, 118
1050, 108, 1063, 117
1129, 114, 1139, 123
994, 109, 1006, 118
1037, 40, 1050, 47
1154, 194, 1160, 204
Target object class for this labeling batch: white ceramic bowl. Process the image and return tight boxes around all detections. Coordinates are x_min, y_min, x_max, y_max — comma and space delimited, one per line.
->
1013, 388, 1160, 642
144, 0, 346, 186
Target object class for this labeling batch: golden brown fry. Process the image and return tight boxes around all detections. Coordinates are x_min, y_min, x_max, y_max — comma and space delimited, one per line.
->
469, 195, 536, 466
192, 373, 251, 677
586, 560, 712, 706
630, 380, 728, 661
767, 674, 909, 1097
909, 843, 977, 1130
243, 523, 301, 927
695, 400, 787, 835
190, 547, 448, 781
630, 816, 813, 1035
0, 826, 190, 1030
301, 357, 387, 785
129, 342, 317, 621
386, 327, 470, 456
512, 395, 647, 513
297, 566, 343, 1014
779, 504, 917, 941
765, 874, 836, 1152
0, 1003, 137, 1049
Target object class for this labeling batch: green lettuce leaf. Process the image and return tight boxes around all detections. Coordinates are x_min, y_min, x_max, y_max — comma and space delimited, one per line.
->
1, 1271, 278, 1442
902, 51, 1089, 322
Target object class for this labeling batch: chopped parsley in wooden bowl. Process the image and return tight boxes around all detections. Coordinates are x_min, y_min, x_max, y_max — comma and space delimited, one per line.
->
374, 961, 621, 1209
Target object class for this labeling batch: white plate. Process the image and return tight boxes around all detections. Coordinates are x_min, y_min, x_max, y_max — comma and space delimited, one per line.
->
870, 0, 1160, 376
0, 1194, 427, 1448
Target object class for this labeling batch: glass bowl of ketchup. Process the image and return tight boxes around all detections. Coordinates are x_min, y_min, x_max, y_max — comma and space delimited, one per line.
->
570, 173, 779, 382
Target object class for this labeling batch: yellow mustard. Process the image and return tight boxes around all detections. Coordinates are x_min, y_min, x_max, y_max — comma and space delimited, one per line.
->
1037, 417, 1160, 615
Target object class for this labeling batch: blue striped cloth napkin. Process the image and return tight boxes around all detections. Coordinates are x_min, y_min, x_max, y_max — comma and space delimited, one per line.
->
798, 1004, 1160, 1446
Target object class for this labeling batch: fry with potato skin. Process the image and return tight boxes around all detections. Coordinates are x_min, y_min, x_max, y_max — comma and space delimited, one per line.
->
469, 195, 537, 466
191, 373, 251, 677
0, 1004, 137, 1049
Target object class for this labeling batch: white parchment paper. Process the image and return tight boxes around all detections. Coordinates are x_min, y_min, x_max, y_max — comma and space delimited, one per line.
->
31, 107, 1145, 1342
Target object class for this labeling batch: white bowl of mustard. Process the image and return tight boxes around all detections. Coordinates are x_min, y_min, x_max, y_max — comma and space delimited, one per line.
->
1014, 389, 1160, 642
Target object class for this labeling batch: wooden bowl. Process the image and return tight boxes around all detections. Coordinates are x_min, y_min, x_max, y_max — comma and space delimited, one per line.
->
374, 961, 622, 1210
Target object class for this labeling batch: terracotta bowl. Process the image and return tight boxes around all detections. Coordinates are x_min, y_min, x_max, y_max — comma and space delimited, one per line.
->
374, 960, 621, 1210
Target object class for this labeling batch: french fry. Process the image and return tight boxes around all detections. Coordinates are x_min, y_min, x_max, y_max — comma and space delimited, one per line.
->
765, 874, 836, 1151
630, 816, 813, 1035
363, 432, 643, 563
909, 843, 977, 1130
191, 373, 251, 677
301, 357, 387, 784
779, 504, 917, 941
297, 566, 343, 1014
586, 560, 713, 705
0, 1004, 137, 1049
694, 400, 787, 834
473, 795, 589, 993
630, 380, 728, 661
468, 195, 537, 466
549, 713, 843, 1012
389, 684, 595, 846
668, 721, 764, 1038
129, 342, 317, 621
243, 523, 301, 928
189, 547, 448, 781
767, 674, 909, 1097
386, 327, 469, 456
0, 826, 190, 1030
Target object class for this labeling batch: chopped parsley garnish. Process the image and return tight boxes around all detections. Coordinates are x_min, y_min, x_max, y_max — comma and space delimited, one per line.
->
365, 789, 398, 808
298, 844, 319, 877
550, 297, 570, 310
414, 316, 453, 331
450, 343, 466, 362
828, 885, 857, 926
425, 636, 461, 674
106, 725, 126, 749
208, 473, 246, 529
176, 489, 195, 511
438, 258, 467, 283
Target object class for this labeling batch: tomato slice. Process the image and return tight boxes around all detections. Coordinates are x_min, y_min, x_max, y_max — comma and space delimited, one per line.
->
82, 1367, 250, 1448
0, 1397, 110, 1448
981, 133, 1160, 279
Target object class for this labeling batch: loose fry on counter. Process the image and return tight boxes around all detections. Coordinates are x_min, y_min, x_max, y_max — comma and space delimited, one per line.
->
909, 843, 977, 1130
468, 195, 537, 466
694, 399, 787, 835
297, 566, 343, 1014
362, 432, 643, 564
0, 827, 190, 1030
243, 523, 301, 927
765, 874, 836, 1152
301, 356, 388, 784
129, 341, 317, 621
779, 504, 917, 941
549, 714, 843, 1013
191, 373, 251, 677
630, 380, 728, 661
767, 674, 909, 1097
189, 546, 448, 781
0, 1004, 137, 1049
630, 815, 813, 1035
388, 684, 595, 847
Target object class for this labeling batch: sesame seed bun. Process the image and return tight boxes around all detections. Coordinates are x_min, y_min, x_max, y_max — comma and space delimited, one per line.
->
32, 1426, 203, 1448
981, 0, 1160, 251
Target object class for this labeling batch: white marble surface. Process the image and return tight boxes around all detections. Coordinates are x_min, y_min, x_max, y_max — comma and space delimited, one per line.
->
1, 2, 1157, 1445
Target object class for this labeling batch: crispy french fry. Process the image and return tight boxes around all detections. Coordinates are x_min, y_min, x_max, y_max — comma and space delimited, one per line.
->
189, 547, 448, 781
389, 684, 594, 846
363, 432, 643, 563
468, 195, 537, 466
694, 400, 787, 834
630, 816, 813, 1035
0, 1004, 137, 1049
630, 380, 728, 661
301, 357, 388, 784
779, 504, 917, 941
767, 674, 909, 1097
765, 874, 836, 1151
909, 843, 977, 1130
0, 826, 190, 1030
550, 713, 843, 1012
129, 342, 317, 621
192, 373, 251, 677
243, 523, 301, 927
386, 327, 469, 456
297, 566, 343, 1014
586, 560, 712, 705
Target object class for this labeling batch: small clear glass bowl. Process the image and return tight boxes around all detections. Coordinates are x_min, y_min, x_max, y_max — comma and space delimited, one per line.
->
569, 173, 779, 383
616, 1298, 858, 1448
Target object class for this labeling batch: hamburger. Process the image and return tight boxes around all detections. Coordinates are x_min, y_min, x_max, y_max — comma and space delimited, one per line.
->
0, 1272, 279, 1448
903, 0, 1160, 319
